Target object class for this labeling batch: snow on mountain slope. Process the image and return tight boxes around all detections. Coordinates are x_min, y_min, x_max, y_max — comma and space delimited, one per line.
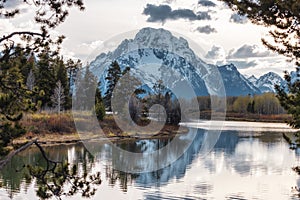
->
218, 64, 261, 96
246, 72, 283, 93
89, 27, 225, 97
88, 27, 281, 97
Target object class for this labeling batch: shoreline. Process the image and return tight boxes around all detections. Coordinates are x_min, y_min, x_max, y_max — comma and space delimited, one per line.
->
11, 113, 294, 147
13, 120, 297, 147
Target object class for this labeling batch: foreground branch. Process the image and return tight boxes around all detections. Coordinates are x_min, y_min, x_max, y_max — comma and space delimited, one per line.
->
0, 139, 37, 170
0, 31, 44, 43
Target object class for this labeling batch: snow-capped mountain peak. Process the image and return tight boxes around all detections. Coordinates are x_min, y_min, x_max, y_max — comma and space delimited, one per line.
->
88, 27, 282, 97
89, 27, 225, 97
248, 72, 283, 93
247, 75, 257, 85
218, 64, 261, 96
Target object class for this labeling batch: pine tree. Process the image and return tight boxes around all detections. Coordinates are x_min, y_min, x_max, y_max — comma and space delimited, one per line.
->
104, 61, 122, 111
95, 82, 105, 121
74, 64, 98, 110
35, 49, 56, 108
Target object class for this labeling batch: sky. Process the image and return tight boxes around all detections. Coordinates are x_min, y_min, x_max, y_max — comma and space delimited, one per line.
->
0, 0, 296, 77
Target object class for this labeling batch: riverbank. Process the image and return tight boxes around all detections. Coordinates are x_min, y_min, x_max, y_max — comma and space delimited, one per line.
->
12, 112, 292, 146
13, 113, 188, 146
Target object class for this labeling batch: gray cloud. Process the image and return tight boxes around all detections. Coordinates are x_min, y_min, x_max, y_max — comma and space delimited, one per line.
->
143, 4, 211, 23
198, 0, 216, 7
230, 13, 248, 24
196, 25, 217, 34
3, 0, 23, 9
227, 44, 271, 59
1, 0, 30, 16
162, 0, 176, 3
205, 45, 224, 60
227, 60, 257, 69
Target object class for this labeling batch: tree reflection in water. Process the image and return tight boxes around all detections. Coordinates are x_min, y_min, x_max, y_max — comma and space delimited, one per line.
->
0, 143, 101, 199
0, 128, 291, 199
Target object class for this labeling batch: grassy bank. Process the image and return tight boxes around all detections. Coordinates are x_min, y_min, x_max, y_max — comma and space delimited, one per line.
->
14, 112, 188, 145
13, 111, 291, 146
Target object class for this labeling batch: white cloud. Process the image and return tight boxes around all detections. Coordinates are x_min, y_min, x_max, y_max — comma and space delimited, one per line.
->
67, 40, 104, 60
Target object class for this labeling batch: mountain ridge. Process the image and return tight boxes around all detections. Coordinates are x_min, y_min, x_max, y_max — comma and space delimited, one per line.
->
88, 27, 283, 97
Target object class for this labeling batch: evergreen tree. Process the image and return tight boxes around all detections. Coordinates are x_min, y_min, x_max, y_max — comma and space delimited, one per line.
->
104, 61, 122, 111
66, 58, 82, 96
35, 49, 56, 108
95, 82, 105, 121
111, 67, 145, 122
0, 48, 35, 154
74, 64, 98, 110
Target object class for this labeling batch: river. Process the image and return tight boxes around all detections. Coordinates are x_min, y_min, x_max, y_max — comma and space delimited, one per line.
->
0, 121, 299, 200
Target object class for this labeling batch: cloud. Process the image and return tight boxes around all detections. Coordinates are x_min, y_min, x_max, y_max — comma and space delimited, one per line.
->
1, 0, 30, 14
196, 25, 217, 34
142, 4, 211, 23
205, 45, 225, 60
230, 13, 248, 24
198, 0, 216, 7
71, 40, 104, 60
162, 0, 176, 3
227, 44, 271, 59
227, 60, 258, 69
3, 0, 23, 9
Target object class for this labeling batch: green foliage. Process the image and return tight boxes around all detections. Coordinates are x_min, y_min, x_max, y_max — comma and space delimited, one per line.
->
276, 72, 300, 128
0, 123, 26, 156
95, 84, 106, 121
104, 61, 122, 110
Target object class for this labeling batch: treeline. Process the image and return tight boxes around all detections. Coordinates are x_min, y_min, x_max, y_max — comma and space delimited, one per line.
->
0, 46, 107, 117
196, 93, 286, 115
101, 61, 181, 125
0, 46, 81, 112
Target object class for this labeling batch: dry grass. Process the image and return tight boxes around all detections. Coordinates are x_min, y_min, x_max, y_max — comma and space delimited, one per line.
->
15, 112, 188, 145
21, 112, 76, 135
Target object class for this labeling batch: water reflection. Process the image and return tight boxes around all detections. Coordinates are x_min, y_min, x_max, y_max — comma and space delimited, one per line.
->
0, 125, 299, 199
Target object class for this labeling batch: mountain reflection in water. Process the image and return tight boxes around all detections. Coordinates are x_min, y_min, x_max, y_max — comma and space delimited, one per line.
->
0, 125, 299, 200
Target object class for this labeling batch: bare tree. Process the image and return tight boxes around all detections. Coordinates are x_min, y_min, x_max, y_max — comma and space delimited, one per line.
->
51, 81, 65, 114
26, 70, 35, 91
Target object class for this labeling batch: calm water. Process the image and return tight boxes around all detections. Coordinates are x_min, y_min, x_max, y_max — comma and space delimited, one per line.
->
1, 121, 300, 200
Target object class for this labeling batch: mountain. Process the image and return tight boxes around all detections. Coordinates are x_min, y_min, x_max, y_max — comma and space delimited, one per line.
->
247, 72, 283, 93
218, 64, 261, 96
247, 75, 258, 85
89, 27, 225, 97
88, 27, 268, 97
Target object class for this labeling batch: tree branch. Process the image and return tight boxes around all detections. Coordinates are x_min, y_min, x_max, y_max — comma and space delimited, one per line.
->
0, 31, 44, 43
0, 139, 38, 170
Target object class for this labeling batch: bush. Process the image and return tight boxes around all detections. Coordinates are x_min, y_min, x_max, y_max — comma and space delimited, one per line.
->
95, 102, 105, 121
